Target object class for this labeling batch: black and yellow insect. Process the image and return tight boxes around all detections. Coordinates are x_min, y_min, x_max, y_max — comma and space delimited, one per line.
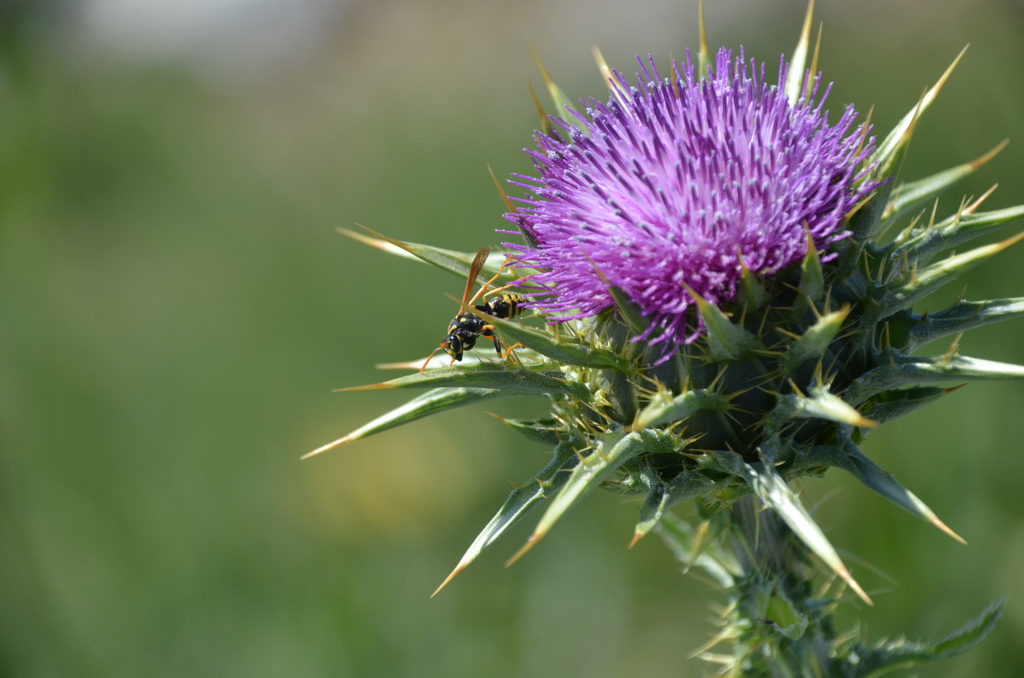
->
421, 246, 526, 371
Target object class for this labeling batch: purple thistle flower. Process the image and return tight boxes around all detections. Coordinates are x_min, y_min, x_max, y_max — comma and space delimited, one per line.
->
505, 48, 875, 350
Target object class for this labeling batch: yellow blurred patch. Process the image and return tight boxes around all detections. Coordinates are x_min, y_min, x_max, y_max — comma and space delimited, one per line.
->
297, 418, 490, 540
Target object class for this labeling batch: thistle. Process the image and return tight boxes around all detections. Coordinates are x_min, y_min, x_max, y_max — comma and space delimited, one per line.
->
309, 2, 1024, 674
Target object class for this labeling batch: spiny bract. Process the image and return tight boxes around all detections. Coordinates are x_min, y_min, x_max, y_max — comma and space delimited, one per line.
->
311, 3, 1023, 675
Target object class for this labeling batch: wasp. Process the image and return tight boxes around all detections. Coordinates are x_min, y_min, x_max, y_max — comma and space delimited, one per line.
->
421, 246, 526, 372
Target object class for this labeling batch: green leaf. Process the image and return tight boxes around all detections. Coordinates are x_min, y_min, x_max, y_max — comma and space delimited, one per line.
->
665, 469, 719, 507
765, 590, 809, 641
644, 352, 685, 396
339, 226, 510, 282
779, 305, 850, 376
784, 0, 816, 106
854, 599, 1005, 678
849, 174, 897, 243
337, 363, 591, 401
843, 351, 1024, 406
696, 0, 710, 79
630, 467, 721, 547
686, 285, 764, 361
488, 415, 564, 446
771, 388, 876, 430
526, 40, 587, 133
741, 460, 872, 605
631, 484, 670, 547
892, 205, 1024, 262
870, 46, 967, 173
632, 388, 729, 429
608, 367, 638, 426
860, 386, 954, 425
737, 261, 768, 312
798, 443, 964, 543
841, 441, 965, 542
508, 430, 671, 564
866, 231, 1024, 325
432, 440, 579, 596
696, 448, 748, 476
302, 387, 503, 459
592, 46, 630, 111
908, 297, 1024, 350
654, 512, 737, 587
799, 233, 824, 303
835, 181, 895, 279
608, 285, 650, 336
523, 76, 556, 142
882, 140, 1008, 224
479, 311, 629, 371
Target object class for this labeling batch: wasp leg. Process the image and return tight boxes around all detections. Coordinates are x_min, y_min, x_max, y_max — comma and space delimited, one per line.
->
501, 342, 525, 359
478, 256, 526, 303
481, 281, 525, 302
467, 254, 518, 306
479, 325, 502, 356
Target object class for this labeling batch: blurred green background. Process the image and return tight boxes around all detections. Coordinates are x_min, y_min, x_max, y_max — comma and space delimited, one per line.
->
2, 0, 1023, 676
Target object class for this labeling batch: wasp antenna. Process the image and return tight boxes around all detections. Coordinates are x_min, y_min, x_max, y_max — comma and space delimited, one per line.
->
420, 346, 443, 373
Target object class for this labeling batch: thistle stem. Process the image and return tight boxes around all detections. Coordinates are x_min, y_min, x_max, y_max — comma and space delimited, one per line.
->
680, 496, 846, 676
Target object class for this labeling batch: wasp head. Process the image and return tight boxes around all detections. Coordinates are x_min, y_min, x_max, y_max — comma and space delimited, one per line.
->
441, 334, 464, 361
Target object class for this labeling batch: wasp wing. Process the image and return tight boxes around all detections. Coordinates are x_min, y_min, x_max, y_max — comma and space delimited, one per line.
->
462, 246, 492, 306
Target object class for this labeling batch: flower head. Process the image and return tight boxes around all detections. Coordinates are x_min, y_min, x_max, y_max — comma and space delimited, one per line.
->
507, 48, 874, 350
